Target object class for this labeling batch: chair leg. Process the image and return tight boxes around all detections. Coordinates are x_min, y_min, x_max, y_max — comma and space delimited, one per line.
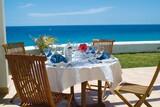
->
143, 100, 152, 107
86, 81, 91, 89
102, 82, 107, 97
70, 86, 74, 101
114, 90, 133, 107
102, 81, 110, 100
134, 99, 144, 107
134, 94, 152, 107
67, 95, 73, 107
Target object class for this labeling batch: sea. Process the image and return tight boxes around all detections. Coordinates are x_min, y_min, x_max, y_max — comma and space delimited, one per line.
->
6, 25, 160, 46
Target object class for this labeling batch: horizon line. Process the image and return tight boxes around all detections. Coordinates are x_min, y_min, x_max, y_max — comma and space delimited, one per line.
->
6, 24, 160, 27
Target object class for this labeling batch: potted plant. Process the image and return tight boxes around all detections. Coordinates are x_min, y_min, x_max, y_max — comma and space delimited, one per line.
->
34, 35, 56, 54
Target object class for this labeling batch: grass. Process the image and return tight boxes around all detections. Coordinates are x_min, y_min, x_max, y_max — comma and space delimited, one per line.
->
114, 52, 160, 68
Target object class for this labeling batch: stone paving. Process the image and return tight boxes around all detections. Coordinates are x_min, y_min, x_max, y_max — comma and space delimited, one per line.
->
0, 66, 160, 107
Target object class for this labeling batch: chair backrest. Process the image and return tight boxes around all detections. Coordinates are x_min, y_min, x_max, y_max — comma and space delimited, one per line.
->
93, 39, 114, 54
146, 61, 160, 96
5, 54, 55, 107
2, 42, 25, 54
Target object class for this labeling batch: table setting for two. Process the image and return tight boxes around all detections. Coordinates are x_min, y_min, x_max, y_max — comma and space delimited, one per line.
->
45, 43, 118, 68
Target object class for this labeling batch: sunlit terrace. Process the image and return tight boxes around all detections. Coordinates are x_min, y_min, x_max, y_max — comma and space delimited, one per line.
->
0, 67, 160, 107
0, 0, 160, 107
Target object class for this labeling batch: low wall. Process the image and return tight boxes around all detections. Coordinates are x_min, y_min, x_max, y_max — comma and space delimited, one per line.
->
112, 41, 160, 53
25, 41, 160, 54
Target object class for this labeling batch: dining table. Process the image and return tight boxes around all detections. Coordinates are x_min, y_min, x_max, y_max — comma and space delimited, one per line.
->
45, 50, 122, 107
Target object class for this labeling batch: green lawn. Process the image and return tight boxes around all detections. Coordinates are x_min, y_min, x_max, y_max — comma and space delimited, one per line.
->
114, 52, 160, 68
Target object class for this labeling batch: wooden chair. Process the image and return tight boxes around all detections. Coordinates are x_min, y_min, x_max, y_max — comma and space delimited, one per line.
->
86, 39, 115, 99
2, 42, 25, 54
93, 39, 114, 54
114, 62, 160, 107
5, 54, 72, 107
2, 42, 26, 103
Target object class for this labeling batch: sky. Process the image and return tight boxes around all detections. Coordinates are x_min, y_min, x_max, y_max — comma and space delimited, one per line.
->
5, 0, 160, 26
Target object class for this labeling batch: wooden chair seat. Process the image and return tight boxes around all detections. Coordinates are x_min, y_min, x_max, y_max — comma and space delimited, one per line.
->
115, 83, 151, 96
114, 62, 160, 107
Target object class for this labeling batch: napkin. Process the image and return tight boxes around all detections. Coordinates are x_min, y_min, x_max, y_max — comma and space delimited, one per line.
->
50, 54, 68, 63
96, 51, 110, 60
44, 48, 52, 57
89, 46, 96, 54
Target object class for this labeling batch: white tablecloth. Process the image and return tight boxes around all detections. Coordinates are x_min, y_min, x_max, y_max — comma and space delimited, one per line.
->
46, 58, 122, 92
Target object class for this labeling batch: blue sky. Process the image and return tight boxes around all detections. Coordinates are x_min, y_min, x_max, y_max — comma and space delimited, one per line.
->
5, 0, 160, 26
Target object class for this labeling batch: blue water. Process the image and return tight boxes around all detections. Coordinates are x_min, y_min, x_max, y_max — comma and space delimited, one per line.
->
6, 25, 160, 46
